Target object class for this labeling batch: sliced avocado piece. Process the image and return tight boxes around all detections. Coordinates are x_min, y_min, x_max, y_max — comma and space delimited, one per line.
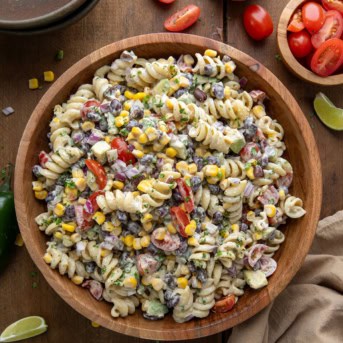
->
244, 270, 268, 289
228, 131, 246, 154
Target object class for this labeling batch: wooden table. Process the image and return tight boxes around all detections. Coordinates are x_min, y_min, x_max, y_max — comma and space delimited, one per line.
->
0, 0, 341, 342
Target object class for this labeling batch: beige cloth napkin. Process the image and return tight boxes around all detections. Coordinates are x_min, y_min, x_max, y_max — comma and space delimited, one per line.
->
229, 210, 343, 343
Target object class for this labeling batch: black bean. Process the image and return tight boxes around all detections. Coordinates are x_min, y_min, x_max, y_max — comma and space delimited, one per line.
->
190, 176, 202, 193
193, 156, 204, 171
86, 111, 101, 122
196, 268, 208, 283
99, 117, 108, 131
110, 99, 122, 114
188, 261, 196, 273
130, 105, 144, 120
56, 173, 69, 186
164, 274, 177, 289
204, 64, 214, 76
174, 89, 187, 98
194, 88, 207, 102
175, 239, 188, 256
222, 55, 231, 63
63, 205, 75, 221
80, 142, 90, 154
120, 50, 135, 62
127, 221, 141, 235
117, 211, 128, 224
208, 184, 221, 195
126, 120, 139, 131
183, 73, 193, 83
32, 165, 41, 177
240, 223, 249, 232
193, 207, 206, 222
146, 243, 161, 255
212, 211, 223, 224
166, 295, 180, 309
172, 189, 183, 203
85, 262, 96, 274
205, 155, 220, 166
254, 165, 264, 178
211, 83, 224, 100
154, 205, 169, 218
140, 154, 154, 165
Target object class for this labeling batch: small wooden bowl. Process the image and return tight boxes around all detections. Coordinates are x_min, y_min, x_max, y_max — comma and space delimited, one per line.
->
14, 33, 322, 340
277, 0, 343, 86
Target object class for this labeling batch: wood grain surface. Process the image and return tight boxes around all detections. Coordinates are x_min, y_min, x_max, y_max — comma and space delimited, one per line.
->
0, 0, 341, 342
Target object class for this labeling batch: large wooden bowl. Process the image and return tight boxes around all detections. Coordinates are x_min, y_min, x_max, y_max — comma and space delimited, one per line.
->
277, 0, 343, 86
14, 33, 322, 340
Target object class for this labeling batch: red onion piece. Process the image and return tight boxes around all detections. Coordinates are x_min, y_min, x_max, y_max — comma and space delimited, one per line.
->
239, 77, 248, 88
259, 256, 277, 277
248, 244, 268, 267
75, 205, 84, 227
83, 200, 94, 214
243, 181, 255, 197
82, 280, 103, 300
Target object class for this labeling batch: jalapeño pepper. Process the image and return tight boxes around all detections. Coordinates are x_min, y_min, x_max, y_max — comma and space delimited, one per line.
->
0, 164, 18, 271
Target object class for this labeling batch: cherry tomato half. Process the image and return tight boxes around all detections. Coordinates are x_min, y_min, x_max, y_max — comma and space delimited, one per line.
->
243, 5, 274, 40
81, 100, 100, 120
81, 191, 104, 229
176, 178, 194, 213
311, 10, 343, 49
158, 0, 176, 3
170, 206, 190, 238
302, 2, 326, 34
288, 30, 313, 58
212, 294, 236, 313
311, 38, 343, 76
85, 159, 107, 189
110, 137, 136, 165
164, 4, 201, 32
322, 0, 343, 15
287, 8, 305, 32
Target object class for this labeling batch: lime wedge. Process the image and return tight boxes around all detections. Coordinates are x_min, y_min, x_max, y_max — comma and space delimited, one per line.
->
0, 316, 47, 342
314, 92, 343, 131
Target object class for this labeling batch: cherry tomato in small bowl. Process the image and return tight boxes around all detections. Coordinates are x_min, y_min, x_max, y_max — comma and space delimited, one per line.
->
158, 0, 176, 3
322, 0, 343, 15
302, 2, 326, 34
311, 10, 343, 49
243, 5, 274, 40
287, 8, 305, 32
164, 4, 200, 32
288, 30, 313, 58
311, 38, 343, 76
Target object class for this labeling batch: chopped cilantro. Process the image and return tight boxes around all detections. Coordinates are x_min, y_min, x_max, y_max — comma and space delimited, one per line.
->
65, 179, 76, 189
185, 179, 191, 187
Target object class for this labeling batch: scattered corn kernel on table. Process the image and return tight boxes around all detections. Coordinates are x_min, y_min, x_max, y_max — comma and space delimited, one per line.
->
0, 0, 342, 342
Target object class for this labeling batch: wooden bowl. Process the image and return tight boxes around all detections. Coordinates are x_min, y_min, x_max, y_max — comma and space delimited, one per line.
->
277, 0, 343, 86
14, 33, 322, 340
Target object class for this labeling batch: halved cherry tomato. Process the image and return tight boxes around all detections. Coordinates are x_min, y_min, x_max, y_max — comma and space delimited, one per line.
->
88, 191, 104, 212
110, 137, 136, 165
240, 142, 261, 162
170, 206, 190, 238
288, 8, 305, 32
311, 38, 343, 76
158, 0, 176, 3
212, 294, 236, 313
243, 5, 274, 40
136, 254, 160, 275
311, 10, 343, 48
81, 100, 100, 120
322, 0, 343, 15
164, 4, 201, 32
302, 2, 326, 34
81, 191, 104, 229
288, 30, 313, 58
151, 230, 181, 252
85, 159, 107, 189
176, 178, 194, 213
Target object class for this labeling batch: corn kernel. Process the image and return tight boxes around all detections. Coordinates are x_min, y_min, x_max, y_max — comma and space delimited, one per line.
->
159, 134, 171, 146
92, 211, 106, 225
246, 167, 255, 180
279, 189, 286, 200
81, 121, 95, 131
132, 92, 146, 100
120, 110, 129, 118
188, 237, 198, 246
123, 276, 137, 289
205, 49, 217, 57
132, 141, 144, 151
14, 233, 24, 247
132, 149, 144, 158
29, 78, 39, 89
52, 117, 60, 123
44, 71, 55, 82
71, 275, 84, 285
154, 227, 166, 240
231, 224, 239, 233
124, 235, 134, 247
100, 248, 111, 257
143, 221, 153, 232
205, 165, 219, 177
72, 168, 84, 178
54, 203, 65, 217
166, 99, 174, 110
137, 180, 152, 193
225, 61, 234, 74
140, 235, 151, 248
114, 116, 124, 128
78, 197, 87, 205
75, 178, 86, 191
124, 90, 135, 99
123, 101, 131, 111
264, 204, 277, 218
185, 220, 196, 236
177, 277, 188, 289
131, 127, 142, 136
54, 232, 63, 240
132, 191, 140, 197
138, 133, 148, 144
188, 163, 197, 174
176, 161, 188, 173
32, 181, 43, 191
151, 278, 164, 291
253, 232, 263, 241
104, 136, 112, 144
62, 222, 76, 233
144, 109, 151, 116
252, 105, 265, 118
133, 238, 142, 250
166, 147, 177, 158
141, 213, 153, 223
35, 190, 48, 200
224, 86, 231, 99
167, 223, 177, 234
43, 253, 52, 264
65, 186, 78, 198
91, 322, 100, 328
159, 122, 168, 132
112, 181, 124, 190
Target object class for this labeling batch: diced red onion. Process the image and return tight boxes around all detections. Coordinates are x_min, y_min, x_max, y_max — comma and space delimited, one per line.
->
230, 178, 241, 185
75, 205, 84, 227
111, 159, 126, 172
243, 181, 254, 197
248, 244, 268, 267
239, 77, 248, 88
100, 102, 112, 113
125, 167, 140, 179
115, 172, 126, 181
72, 132, 84, 144
249, 90, 266, 103
86, 133, 102, 145
100, 241, 115, 251
82, 280, 103, 300
84, 200, 94, 214
127, 144, 134, 152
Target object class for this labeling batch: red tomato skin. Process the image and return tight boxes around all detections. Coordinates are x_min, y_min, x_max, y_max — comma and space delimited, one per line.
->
85, 159, 107, 189
158, 0, 175, 3
288, 30, 313, 58
322, 0, 343, 15
81, 100, 100, 120
110, 137, 136, 165
164, 5, 201, 32
170, 207, 190, 238
176, 178, 194, 213
212, 294, 236, 313
311, 10, 343, 49
311, 38, 343, 76
302, 2, 326, 34
243, 5, 274, 40
287, 8, 305, 32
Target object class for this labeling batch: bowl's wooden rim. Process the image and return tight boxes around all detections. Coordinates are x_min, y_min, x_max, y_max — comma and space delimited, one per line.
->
14, 33, 322, 340
277, 0, 343, 86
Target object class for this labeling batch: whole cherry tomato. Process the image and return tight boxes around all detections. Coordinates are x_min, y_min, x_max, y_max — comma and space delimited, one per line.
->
110, 137, 136, 165
302, 2, 326, 34
243, 5, 274, 40
164, 4, 201, 32
85, 159, 107, 189
288, 30, 313, 58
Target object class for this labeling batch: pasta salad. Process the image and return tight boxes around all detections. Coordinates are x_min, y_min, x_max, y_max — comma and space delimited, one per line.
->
32, 49, 306, 322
